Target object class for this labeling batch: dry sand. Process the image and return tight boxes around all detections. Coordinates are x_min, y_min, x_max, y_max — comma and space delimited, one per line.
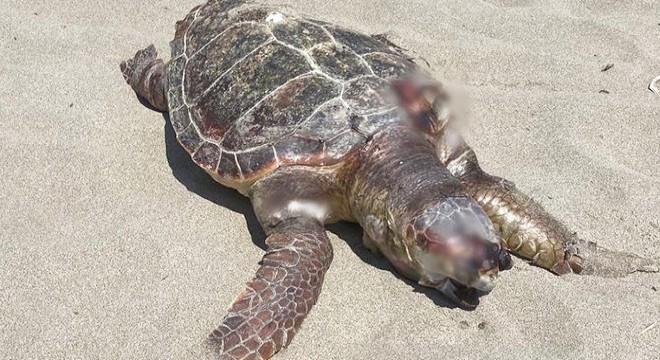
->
1, 0, 659, 359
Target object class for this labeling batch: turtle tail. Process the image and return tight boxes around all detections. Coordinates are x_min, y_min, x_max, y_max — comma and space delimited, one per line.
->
120, 44, 168, 112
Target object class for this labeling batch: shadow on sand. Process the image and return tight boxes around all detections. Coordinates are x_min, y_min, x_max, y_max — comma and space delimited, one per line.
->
161, 113, 463, 309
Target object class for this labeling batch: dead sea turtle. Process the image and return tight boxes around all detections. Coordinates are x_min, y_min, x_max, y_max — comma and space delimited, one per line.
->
121, 1, 658, 359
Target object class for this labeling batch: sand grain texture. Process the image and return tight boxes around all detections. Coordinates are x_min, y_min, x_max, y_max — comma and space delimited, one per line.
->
1, 0, 659, 359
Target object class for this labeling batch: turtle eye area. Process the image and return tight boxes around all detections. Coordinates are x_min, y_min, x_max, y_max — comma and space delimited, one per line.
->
498, 249, 513, 270
415, 234, 428, 248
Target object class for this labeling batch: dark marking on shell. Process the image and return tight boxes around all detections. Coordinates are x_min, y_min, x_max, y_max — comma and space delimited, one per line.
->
326, 26, 395, 55
222, 74, 340, 150
272, 20, 332, 50
193, 142, 222, 170
236, 146, 278, 179
364, 52, 417, 79
342, 76, 393, 115
218, 150, 242, 179
192, 43, 313, 140
177, 124, 202, 152
185, 23, 273, 101
308, 43, 371, 81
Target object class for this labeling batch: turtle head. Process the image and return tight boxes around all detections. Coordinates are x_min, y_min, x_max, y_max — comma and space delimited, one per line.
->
404, 198, 511, 309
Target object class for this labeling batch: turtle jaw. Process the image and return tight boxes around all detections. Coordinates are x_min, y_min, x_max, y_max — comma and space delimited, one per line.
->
419, 270, 497, 309
431, 277, 484, 310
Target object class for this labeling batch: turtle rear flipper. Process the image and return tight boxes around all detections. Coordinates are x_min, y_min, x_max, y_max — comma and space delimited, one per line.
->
120, 44, 167, 111
566, 239, 659, 277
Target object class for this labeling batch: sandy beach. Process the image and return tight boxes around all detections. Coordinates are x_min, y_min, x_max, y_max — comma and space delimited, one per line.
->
1, 0, 659, 359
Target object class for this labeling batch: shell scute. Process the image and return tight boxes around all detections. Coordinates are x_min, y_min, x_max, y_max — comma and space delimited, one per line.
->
167, 85, 184, 111
184, 23, 273, 102
342, 76, 393, 115
222, 74, 341, 150
193, 141, 222, 171
218, 150, 241, 180
167, 56, 186, 91
236, 146, 278, 179
308, 43, 371, 81
271, 20, 332, 50
177, 124, 202, 153
169, 106, 191, 133
191, 43, 313, 141
297, 99, 351, 140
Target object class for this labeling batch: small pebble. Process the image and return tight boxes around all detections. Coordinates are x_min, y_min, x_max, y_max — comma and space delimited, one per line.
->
69, 103, 74, 108
652, 286, 657, 292
73, 311, 79, 315
599, 90, 610, 94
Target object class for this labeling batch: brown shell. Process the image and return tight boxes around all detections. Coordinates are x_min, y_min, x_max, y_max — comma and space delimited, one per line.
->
166, 0, 420, 186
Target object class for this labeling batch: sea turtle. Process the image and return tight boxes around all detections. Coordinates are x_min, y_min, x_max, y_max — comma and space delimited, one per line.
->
121, 1, 658, 359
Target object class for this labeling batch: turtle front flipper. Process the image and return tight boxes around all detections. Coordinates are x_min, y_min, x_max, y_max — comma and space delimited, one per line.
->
208, 218, 332, 359
438, 130, 659, 276
208, 171, 336, 359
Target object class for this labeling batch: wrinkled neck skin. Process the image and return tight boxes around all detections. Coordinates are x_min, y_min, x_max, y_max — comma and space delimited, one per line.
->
347, 126, 468, 281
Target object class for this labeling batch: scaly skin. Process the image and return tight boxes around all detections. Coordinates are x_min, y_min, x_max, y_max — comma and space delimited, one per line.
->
207, 217, 333, 359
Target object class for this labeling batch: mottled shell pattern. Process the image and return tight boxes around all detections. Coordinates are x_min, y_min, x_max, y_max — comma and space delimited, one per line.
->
167, 0, 420, 187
